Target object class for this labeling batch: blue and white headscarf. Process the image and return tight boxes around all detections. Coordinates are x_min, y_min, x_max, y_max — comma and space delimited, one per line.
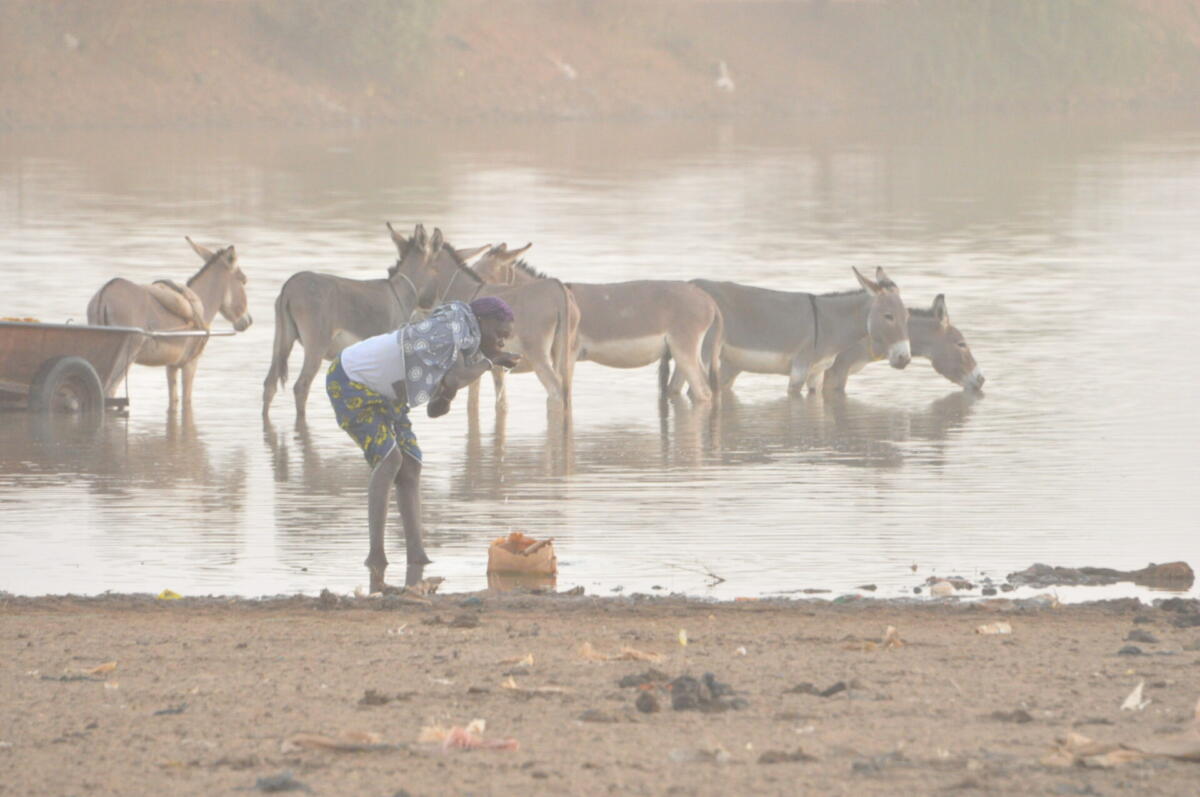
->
399, 301, 482, 407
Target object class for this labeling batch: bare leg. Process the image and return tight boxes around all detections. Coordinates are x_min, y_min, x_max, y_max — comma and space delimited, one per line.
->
366, 446, 404, 592
394, 452, 429, 567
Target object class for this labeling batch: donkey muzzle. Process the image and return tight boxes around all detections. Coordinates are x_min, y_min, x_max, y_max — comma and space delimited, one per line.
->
234, 313, 253, 332
887, 341, 911, 369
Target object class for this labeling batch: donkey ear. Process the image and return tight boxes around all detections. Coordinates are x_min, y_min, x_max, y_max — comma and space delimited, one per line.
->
429, 227, 444, 253
386, 222, 408, 251
874, 266, 896, 288
458, 244, 491, 268
412, 223, 428, 250
931, 294, 949, 326
852, 266, 881, 295
185, 236, 215, 261
507, 242, 533, 260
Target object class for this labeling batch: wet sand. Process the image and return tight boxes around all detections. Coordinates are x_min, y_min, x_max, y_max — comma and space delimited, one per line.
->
3, 591, 1199, 795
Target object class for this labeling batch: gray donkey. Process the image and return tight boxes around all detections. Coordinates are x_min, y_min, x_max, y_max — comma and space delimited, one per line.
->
823, 294, 984, 393
262, 224, 481, 419
682, 267, 911, 395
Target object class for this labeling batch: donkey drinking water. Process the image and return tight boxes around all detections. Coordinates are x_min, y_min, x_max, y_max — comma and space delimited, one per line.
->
686, 267, 910, 395
86, 237, 252, 408
823, 294, 985, 393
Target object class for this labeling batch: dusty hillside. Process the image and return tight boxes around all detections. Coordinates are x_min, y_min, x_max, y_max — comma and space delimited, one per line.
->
2, 0, 1199, 129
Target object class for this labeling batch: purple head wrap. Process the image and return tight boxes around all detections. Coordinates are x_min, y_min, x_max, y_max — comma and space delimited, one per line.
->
469, 296, 514, 323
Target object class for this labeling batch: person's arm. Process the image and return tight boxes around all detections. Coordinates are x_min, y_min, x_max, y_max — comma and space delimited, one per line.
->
426, 353, 489, 418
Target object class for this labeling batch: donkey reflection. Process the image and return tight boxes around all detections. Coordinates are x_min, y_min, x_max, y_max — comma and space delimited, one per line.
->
716, 390, 980, 470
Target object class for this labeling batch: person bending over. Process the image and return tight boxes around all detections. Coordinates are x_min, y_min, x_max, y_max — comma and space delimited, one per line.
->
326, 296, 518, 592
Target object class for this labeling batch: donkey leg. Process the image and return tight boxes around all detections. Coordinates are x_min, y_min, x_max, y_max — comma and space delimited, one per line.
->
492, 366, 510, 411
262, 361, 280, 418
293, 348, 324, 421
166, 365, 180, 410
805, 368, 825, 394
788, 357, 813, 396
467, 378, 481, 415
181, 359, 199, 407
669, 342, 714, 403
529, 355, 563, 408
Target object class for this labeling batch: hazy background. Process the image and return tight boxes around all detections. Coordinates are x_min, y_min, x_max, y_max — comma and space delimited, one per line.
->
2, 2, 1199, 600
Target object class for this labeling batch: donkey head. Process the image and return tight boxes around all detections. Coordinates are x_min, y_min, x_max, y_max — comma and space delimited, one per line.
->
853, 266, 910, 369
472, 243, 534, 285
386, 223, 487, 309
386, 222, 459, 309
186, 236, 252, 331
911, 295, 984, 391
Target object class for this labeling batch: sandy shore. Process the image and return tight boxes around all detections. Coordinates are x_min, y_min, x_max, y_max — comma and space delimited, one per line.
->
2, 591, 1199, 796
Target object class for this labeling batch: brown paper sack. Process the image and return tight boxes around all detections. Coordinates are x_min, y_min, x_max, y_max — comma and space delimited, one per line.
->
487, 532, 557, 576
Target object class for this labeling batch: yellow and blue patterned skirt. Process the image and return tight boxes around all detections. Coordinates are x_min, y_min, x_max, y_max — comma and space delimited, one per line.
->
326, 357, 421, 467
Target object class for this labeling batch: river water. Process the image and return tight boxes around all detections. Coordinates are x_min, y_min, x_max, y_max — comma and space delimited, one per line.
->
2, 114, 1198, 601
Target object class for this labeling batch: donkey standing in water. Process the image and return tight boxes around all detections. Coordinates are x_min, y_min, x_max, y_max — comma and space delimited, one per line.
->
823, 294, 985, 393
685, 267, 910, 396
87, 237, 252, 408
468, 246, 724, 404
262, 224, 483, 420
462, 242, 580, 411
383, 231, 579, 411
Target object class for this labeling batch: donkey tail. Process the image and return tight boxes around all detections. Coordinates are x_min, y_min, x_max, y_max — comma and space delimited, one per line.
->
553, 279, 577, 410
267, 288, 298, 389
707, 306, 724, 401
88, 278, 121, 327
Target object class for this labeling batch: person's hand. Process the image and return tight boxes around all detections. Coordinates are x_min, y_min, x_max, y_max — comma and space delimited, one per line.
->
493, 352, 522, 370
427, 396, 452, 418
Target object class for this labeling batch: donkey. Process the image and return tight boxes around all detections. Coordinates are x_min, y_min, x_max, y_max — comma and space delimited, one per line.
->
468, 247, 724, 403
384, 230, 578, 411
261, 224, 482, 420
686, 267, 910, 396
462, 242, 580, 410
87, 237, 252, 408
823, 295, 985, 393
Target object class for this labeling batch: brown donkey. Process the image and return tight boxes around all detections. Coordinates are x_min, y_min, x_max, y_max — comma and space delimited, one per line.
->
385, 232, 579, 411
87, 237, 252, 408
823, 294, 985, 393
468, 245, 723, 403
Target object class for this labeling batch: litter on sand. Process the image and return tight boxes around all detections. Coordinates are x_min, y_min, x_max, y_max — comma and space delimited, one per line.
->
280, 730, 398, 753
844, 626, 905, 651
419, 719, 519, 752
976, 622, 1013, 635
579, 641, 664, 663
500, 676, 570, 695
156, 589, 182, 600
1043, 696, 1200, 767
1120, 680, 1150, 711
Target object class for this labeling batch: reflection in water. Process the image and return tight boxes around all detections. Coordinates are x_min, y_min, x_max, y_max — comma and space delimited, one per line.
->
1, 114, 1199, 599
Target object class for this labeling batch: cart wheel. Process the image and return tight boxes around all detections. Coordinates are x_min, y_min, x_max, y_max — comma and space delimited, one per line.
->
29, 356, 105, 415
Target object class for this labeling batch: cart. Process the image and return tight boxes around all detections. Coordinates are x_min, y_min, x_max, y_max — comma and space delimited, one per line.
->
0, 320, 234, 413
